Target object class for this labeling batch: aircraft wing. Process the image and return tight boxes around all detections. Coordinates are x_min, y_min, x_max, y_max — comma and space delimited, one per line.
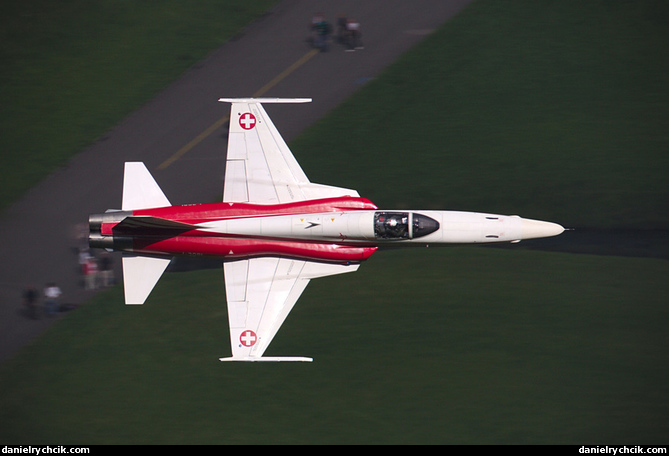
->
219, 98, 359, 204
220, 257, 359, 362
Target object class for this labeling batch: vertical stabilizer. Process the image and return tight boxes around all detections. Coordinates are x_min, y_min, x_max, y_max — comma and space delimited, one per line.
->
122, 162, 171, 211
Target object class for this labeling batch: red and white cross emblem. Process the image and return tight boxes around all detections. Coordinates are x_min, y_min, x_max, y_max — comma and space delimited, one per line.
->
240, 330, 257, 347
239, 112, 256, 130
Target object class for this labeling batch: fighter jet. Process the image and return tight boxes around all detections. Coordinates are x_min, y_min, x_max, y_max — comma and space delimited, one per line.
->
89, 98, 564, 362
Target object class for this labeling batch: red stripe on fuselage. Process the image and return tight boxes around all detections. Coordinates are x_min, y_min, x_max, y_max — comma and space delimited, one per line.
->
132, 236, 377, 263
114, 197, 379, 263
133, 196, 377, 224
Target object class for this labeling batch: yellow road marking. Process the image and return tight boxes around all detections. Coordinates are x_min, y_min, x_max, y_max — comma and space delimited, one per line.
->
157, 116, 229, 170
158, 48, 319, 170
252, 48, 319, 98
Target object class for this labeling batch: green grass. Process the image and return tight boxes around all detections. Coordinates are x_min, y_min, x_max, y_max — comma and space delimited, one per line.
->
0, 249, 667, 444
0, 0, 278, 211
292, 0, 669, 229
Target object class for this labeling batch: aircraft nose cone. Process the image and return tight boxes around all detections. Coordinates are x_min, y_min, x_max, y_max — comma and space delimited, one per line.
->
521, 218, 565, 240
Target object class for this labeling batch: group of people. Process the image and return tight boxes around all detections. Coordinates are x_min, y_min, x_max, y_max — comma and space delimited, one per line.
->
71, 222, 113, 291
22, 283, 63, 320
310, 13, 364, 52
21, 248, 115, 320
79, 248, 115, 291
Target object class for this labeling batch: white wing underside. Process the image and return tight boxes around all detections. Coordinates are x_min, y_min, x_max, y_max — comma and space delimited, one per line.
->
221, 258, 358, 362
220, 98, 359, 204
216, 98, 362, 361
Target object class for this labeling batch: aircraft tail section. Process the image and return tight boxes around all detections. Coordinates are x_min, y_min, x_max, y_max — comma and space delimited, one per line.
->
122, 162, 171, 211
121, 254, 171, 304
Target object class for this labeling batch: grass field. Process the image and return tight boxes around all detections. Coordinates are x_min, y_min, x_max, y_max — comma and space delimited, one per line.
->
0, 249, 667, 444
292, 0, 669, 230
0, 0, 277, 211
1, 0, 668, 445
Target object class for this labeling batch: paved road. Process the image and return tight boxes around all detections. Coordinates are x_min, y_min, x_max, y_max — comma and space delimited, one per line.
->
0, 0, 472, 363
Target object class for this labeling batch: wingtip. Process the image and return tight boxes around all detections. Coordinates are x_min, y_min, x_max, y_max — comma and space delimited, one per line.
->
218, 97, 312, 104
219, 356, 313, 363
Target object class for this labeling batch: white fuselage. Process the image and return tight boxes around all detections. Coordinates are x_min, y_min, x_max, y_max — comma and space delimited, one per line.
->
197, 210, 563, 245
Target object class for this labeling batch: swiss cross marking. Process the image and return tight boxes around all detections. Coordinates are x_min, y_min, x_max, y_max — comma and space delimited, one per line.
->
239, 112, 256, 130
240, 330, 257, 347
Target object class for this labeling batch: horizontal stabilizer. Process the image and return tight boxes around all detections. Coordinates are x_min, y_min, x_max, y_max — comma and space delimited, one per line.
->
122, 162, 171, 211
114, 216, 196, 233
122, 254, 171, 304
219, 357, 313, 362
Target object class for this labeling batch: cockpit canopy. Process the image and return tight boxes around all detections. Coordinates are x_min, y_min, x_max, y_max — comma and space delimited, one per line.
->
374, 212, 440, 240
